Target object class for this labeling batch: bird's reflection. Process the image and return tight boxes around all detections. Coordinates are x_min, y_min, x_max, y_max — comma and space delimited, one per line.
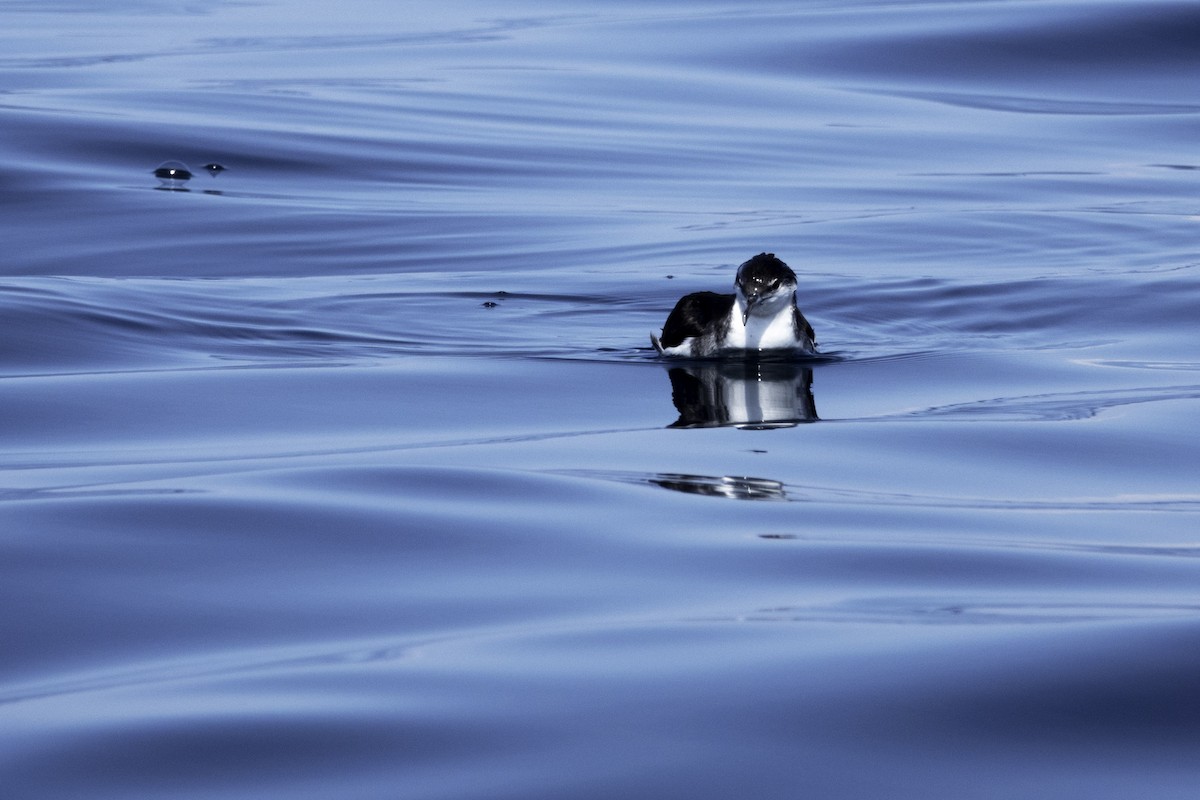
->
664, 360, 817, 429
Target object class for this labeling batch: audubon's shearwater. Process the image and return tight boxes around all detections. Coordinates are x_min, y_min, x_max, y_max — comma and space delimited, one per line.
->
651, 253, 816, 358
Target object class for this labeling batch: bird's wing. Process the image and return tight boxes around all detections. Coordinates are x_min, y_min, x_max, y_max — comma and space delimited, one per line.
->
793, 306, 816, 345
657, 291, 734, 349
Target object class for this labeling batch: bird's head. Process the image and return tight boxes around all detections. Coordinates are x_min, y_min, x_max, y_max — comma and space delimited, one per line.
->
735, 253, 797, 324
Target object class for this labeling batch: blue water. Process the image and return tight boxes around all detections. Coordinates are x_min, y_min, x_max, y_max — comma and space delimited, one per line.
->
3, 1, 1200, 797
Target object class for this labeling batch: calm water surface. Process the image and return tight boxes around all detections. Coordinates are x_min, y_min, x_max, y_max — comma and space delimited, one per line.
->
3, 1, 1200, 798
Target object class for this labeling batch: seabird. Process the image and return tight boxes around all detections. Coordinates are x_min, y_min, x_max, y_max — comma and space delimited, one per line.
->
651, 253, 816, 358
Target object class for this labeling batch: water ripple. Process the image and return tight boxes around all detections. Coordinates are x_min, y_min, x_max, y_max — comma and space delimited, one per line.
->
570, 468, 1200, 512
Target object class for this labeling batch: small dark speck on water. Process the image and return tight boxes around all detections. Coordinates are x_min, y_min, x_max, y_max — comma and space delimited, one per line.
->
154, 160, 192, 181
482, 301, 499, 308
203, 163, 227, 176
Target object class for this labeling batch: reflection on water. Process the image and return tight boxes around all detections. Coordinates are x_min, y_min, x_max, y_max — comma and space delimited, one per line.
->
664, 361, 817, 429
651, 473, 788, 501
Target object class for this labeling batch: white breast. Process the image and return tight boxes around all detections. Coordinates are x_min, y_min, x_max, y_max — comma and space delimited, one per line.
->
721, 300, 801, 352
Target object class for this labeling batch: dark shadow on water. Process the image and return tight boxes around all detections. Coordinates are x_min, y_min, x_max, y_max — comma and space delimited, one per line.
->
152, 186, 224, 196
663, 359, 818, 429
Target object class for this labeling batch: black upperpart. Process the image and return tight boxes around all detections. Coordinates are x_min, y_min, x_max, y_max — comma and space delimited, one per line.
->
656, 290, 735, 350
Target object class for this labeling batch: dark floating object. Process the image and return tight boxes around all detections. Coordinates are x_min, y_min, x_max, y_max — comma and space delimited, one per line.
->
203, 162, 227, 176
154, 160, 193, 181
482, 301, 499, 308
